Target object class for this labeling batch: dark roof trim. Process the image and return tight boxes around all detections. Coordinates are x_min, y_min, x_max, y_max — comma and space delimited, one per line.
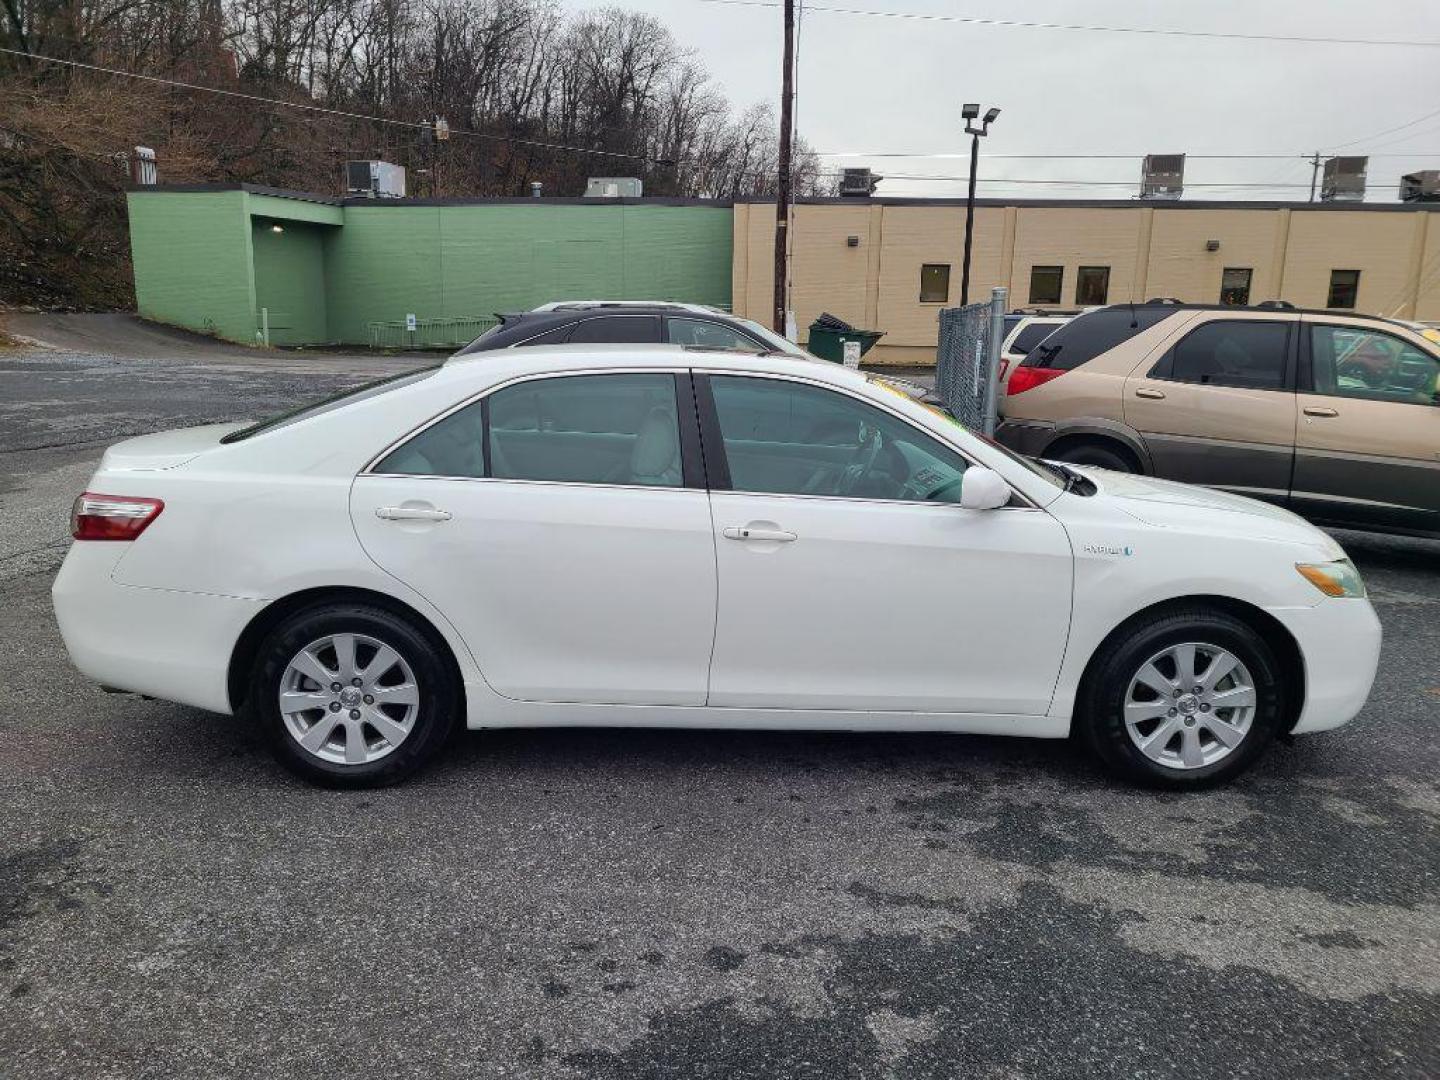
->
127, 184, 1432, 213
741, 196, 1431, 213
128, 183, 731, 207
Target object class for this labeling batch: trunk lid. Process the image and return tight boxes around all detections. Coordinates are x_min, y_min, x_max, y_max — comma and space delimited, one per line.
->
98, 422, 248, 472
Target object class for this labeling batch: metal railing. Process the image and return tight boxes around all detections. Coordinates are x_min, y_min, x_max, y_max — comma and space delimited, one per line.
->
367, 315, 499, 350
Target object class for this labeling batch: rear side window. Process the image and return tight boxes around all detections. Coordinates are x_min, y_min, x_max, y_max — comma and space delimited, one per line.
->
1022, 308, 1172, 372
1150, 320, 1290, 390
565, 316, 661, 344
1009, 322, 1056, 356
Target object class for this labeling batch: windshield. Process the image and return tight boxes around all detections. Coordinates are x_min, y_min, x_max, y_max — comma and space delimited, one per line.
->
220, 366, 440, 443
865, 375, 1062, 489
736, 317, 813, 357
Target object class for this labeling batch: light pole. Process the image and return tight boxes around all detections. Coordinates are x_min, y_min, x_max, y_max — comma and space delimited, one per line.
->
960, 104, 1000, 305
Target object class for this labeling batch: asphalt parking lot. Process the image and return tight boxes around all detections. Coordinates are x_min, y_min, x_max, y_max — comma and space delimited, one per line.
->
1, 323, 1437, 1079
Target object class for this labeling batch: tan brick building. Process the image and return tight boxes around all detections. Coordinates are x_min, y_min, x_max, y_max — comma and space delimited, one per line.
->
731, 199, 1440, 365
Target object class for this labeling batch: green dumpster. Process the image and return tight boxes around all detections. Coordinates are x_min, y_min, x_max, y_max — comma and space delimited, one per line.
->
806, 313, 884, 364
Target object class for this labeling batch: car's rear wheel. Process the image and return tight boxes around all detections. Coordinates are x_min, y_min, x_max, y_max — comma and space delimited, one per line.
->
1048, 440, 1134, 472
249, 603, 459, 787
1077, 607, 1288, 789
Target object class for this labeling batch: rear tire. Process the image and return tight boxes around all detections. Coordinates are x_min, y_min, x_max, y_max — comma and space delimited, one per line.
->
1076, 607, 1288, 789
249, 603, 460, 788
1048, 441, 1134, 472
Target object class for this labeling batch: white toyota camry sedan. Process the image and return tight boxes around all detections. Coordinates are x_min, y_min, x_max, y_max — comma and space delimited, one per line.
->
53, 346, 1381, 789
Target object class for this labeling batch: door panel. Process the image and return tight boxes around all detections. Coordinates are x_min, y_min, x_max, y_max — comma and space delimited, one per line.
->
707, 493, 1073, 712
352, 476, 718, 704
1123, 317, 1297, 503
1293, 318, 1440, 534
697, 373, 1072, 714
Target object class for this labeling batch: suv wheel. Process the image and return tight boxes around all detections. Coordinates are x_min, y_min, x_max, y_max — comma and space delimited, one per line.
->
1049, 440, 1134, 472
1077, 607, 1288, 789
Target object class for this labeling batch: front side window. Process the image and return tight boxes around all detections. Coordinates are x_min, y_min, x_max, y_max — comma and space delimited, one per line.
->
378, 373, 685, 486
920, 264, 951, 303
1076, 266, 1110, 306
1029, 266, 1063, 305
1220, 268, 1252, 306
667, 317, 763, 351
565, 316, 661, 344
1309, 325, 1439, 405
1153, 320, 1290, 391
1327, 270, 1361, 310
708, 376, 972, 503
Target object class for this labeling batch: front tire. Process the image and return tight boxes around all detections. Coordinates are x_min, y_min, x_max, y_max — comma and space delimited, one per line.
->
249, 603, 460, 787
1077, 607, 1288, 789
1048, 441, 1134, 472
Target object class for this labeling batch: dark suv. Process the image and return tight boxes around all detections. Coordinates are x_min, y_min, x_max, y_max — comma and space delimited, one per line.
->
456, 302, 809, 358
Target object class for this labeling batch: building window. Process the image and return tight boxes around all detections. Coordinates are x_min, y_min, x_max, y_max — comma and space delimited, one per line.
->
1220, 268, 1252, 306
1327, 270, 1360, 310
1075, 266, 1110, 306
1029, 266, 1063, 305
919, 264, 950, 303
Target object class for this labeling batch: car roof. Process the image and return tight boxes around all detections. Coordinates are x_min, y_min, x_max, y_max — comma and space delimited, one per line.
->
444, 342, 821, 373
530, 300, 725, 315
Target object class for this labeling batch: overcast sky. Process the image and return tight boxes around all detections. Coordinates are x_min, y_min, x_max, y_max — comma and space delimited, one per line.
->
560, 0, 1440, 200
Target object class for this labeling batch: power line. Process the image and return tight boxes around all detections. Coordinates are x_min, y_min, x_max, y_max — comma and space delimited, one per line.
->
0, 46, 678, 167
695, 0, 1440, 48
818, 151, 1440, 160
1324, 105, 1440, 152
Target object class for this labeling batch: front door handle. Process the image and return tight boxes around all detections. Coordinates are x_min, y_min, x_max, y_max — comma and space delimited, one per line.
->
376, 506, 452, 522
1303, 406, 1339, 418
1134, 387, 1166, 400
723, 526, 797, 543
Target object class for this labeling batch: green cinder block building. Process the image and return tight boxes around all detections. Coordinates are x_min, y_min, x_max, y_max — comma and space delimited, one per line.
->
126, 185, 736, 347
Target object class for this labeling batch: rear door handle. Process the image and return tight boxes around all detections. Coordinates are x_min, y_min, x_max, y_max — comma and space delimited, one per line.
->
1303, 406, 1339, 418
1134, 387, 1166, 400
376, 506, 452, 522
723, 526, 797, 543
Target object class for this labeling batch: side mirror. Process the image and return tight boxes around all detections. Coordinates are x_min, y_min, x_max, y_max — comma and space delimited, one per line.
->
960, 466, 1012, 510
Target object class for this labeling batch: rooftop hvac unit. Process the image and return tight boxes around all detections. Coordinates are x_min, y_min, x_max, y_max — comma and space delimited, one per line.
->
584, 177, 643, 198
345, 160, 406, 199
1140, 154, 1185, 200
1321, 156, 1367, 202
839, 168, 881, 197
1400, 170, 1440, 203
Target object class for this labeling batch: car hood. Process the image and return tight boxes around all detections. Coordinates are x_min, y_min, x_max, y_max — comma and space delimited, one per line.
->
1074, 466, 1345, 556
99, 422, 249, 471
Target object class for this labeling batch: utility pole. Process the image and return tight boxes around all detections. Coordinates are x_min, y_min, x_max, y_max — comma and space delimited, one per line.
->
1308, 151, 1321, 203
773, 0, 795, 335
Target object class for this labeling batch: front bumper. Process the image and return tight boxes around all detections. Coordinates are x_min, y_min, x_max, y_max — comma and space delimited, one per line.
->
1268, 597, 1382, 734
995, 418, 1054, 457
52, 543, 263, 715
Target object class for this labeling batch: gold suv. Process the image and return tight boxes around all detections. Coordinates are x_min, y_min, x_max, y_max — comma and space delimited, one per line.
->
996, 303, 1440, 538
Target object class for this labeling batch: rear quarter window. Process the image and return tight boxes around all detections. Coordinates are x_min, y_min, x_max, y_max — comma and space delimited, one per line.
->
1023, 308, 1174, 371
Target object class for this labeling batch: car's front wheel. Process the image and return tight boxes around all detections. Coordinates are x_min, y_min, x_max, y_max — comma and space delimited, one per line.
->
1077, 607, 1289, 788
249, 603, 460, 787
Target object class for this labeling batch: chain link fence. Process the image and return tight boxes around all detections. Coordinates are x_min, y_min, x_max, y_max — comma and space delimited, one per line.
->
934, 300, 997, 432
367, 315, 499, 350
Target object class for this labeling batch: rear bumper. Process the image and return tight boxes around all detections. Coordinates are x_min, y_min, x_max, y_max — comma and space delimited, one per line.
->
52, 543, 262, 715
1268, 597, 1382, 734
995, 418, 1054, 457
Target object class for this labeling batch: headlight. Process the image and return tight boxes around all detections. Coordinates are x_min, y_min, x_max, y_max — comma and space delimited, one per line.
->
1296, 559, 1367, 599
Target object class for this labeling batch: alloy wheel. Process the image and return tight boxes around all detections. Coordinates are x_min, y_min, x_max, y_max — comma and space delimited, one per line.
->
277, 633, 420, 766
1122, 642, 1256, 770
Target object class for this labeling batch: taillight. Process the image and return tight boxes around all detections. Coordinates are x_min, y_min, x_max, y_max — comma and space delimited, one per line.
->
71, 493, 165, 541
1006, 366, 1067, 395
